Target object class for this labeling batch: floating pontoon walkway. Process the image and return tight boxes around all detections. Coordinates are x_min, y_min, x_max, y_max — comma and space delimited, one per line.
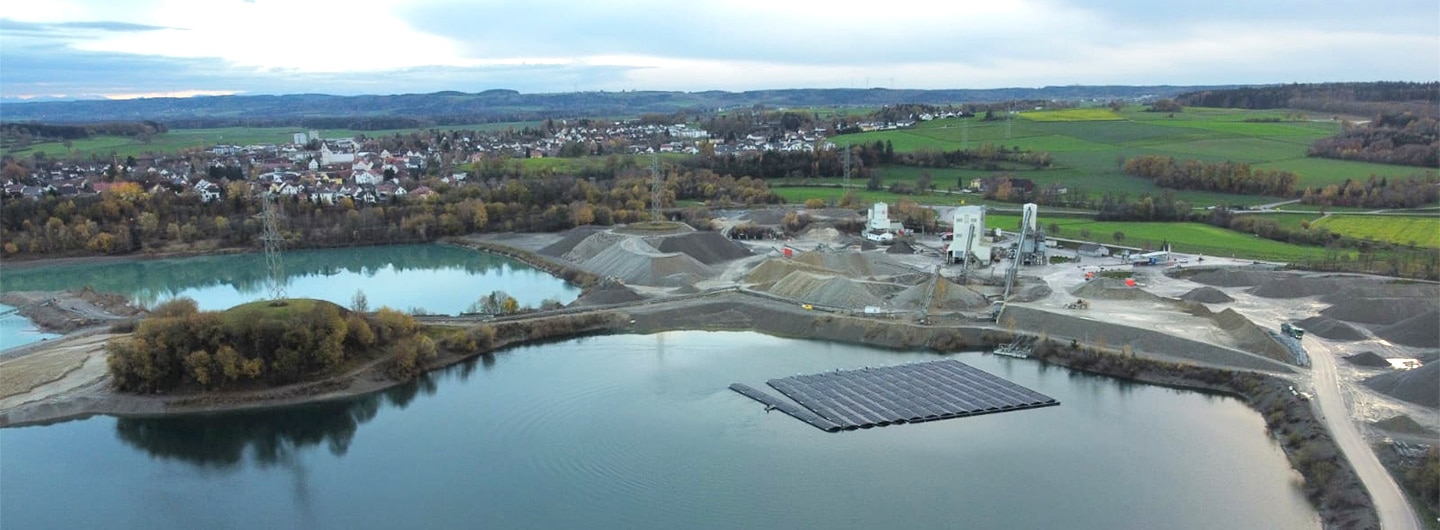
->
730, 359, 1058, 432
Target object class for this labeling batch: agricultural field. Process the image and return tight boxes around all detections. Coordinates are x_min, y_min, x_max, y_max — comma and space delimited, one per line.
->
986, 213, 1338, 263
1310, 215, 1440, 249
832, 106, 1434, 206
771, 186, 958, 207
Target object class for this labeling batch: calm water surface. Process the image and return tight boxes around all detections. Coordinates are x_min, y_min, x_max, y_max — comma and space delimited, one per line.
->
0, 244, 578, 349
0, 332, 1319, 529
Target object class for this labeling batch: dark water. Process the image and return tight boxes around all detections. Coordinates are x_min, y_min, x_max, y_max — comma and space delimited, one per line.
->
0, 244, 578, 349
0, 332, 1318, 529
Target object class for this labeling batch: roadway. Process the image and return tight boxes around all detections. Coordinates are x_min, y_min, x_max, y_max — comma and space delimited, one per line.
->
1304, 336, 1422, 530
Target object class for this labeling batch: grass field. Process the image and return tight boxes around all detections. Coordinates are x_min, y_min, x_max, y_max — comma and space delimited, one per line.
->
1020, 109, 1124, 122
1311, 215, 1440, 248
986, 214, 1337, 262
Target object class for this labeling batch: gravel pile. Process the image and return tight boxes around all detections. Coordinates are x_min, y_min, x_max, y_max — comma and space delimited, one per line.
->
1249, 276, 1358, 299
793, 251, 907, 278
741, 209, 787, 225
562, 231, 629, 263
886, 240, 916, 254
1209, 308, 1296, 364
1321, 297, 1437, 325
655, 232, 753, 265
538, 226, 607, 257
1013, 281, 1053, 302
890, 276, 989, 311
1071, 278, 1168, 302
1179, 286, 1234, 304
1364, 363, 1439, 408
1296, 316, 1367, 341
571, 284, 646, 307
744, 259, 838, 285
1186, 269, 1285, 287
1375, 310, 1440, 348
580, 239, 716, 286
1344, 351, 1391, 368
764, 271, 895, 309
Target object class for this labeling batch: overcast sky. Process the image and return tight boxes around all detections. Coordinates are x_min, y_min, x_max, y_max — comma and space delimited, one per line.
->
2, 0, 1436, 99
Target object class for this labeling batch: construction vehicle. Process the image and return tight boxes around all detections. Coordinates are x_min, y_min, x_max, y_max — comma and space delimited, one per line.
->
1281, 322, 1305, 339
1064, 299, 1090, 310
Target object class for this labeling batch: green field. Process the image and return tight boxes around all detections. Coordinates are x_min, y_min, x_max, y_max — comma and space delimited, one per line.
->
1311, 215, 1440, 248
1021, 109, 1124, 122
986, 214, 1338, 262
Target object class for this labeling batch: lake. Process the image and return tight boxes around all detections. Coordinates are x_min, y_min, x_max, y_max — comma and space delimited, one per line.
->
0, 244, 580, 349
0, 331, 1320, 529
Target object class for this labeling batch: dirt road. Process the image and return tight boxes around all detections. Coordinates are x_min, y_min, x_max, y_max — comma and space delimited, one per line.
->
1306, 337, 1422, 530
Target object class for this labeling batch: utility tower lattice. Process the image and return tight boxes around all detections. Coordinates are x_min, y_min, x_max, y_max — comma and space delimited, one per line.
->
650, 152, 662, 222
260, 193, 287, 301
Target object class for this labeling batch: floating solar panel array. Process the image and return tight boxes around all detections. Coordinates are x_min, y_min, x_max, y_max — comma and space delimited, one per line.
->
730, 359, 1058, 432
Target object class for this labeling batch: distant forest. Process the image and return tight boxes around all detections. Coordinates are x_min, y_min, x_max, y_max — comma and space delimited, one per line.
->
0, 85, 1227, 127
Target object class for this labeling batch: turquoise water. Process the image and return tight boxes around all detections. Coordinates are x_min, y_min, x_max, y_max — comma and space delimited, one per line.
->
0, 303, 60, 350
0, 332, 1320, 529
0, 244, 580, 349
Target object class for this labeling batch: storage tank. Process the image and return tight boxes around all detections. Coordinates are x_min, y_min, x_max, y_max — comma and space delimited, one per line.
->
1022, 203, 1038, 232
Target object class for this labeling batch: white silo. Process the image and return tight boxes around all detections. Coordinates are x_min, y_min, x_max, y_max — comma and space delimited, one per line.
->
1022, 203, 1039, 232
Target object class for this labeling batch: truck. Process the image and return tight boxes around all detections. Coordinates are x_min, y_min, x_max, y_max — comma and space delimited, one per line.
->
1281, 322, 1305, 339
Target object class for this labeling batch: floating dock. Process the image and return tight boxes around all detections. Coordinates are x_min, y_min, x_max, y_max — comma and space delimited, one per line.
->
731, 359, 1058, 432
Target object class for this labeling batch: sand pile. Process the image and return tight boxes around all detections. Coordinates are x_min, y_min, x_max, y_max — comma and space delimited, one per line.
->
1375, 310, 1440, 348
538, 226, 607, 257
1344, 351, 1391, 368
655, 232, 753, 265
763, 271, 897, 308
1071, 278, 1168, 302
579, 239, 716, 286
744, 259, 839, 285
1296, 316, 1367, 341
1186, 269, 1284, 287
1209, 308, 1295, 364
1363, 363, 1439, 408
1179, 287, 1234, 304
798, 225, 845, 244
571, 283, 646, 307
792, 251, 907, 278
887, 240, 916, 254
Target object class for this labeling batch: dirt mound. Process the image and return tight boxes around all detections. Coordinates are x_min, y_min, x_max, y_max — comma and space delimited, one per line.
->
1209, 308, 1296, 364
655, 231, 753, 265
580, 239, 716, 286
1296, 316, 1367, 341
763, 271, 900, 309
886, 240, 916, 254
1363, 362, 1439, 408
538, 226, 607, 257
1375, 310, 1440, 348
1179, 287, 1234, 304
1071, 278, 1168, 302
571, 284, 646, 307
1186, 268, 1284, 287
1344, 351, 1391, 368
1321, 297, 1438, 326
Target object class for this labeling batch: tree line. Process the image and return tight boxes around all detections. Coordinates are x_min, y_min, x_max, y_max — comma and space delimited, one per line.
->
1298, 175, 1440, 208
1176, 82, 1439, 116
1308, 113, 1439, 168
1123, 155, 1300, 197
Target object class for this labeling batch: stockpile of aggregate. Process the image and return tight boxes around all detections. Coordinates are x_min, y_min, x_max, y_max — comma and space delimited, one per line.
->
1071, 278, 1168, 303
792, 251, 908, 278
1363, 362, 1439, 408
1186, 269, 1284, 287
571, 283, 647, 307
1320, 296, 1438, 326
1375, 310, 1440, 348
1012, 281, 1053, 303
764, 271, 896, 309
798, 225, 845, 244
1344, 351, 1391, 368
886, 240, 916, 254
1209, 308, 1295, 364
740, 209, 787, 225
1179, 286, 1234, 304
891, 276, 989, 311
562, 231, 629, 263
1296, 316, 1367, 341
744, 259, 839, 285
580, 239, 716, 286
655, 231, 753, 265
1248, 276, 1361, 299
538, 226, 608, 257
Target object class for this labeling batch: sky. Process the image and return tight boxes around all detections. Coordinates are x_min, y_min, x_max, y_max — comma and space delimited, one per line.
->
1, 0, 1437, 100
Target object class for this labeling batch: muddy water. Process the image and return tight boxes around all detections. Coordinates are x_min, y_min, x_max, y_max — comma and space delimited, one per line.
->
0, 332, 1320, 529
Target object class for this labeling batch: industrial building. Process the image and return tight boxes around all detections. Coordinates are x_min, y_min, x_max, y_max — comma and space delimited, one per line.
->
948, 205, 992, 265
